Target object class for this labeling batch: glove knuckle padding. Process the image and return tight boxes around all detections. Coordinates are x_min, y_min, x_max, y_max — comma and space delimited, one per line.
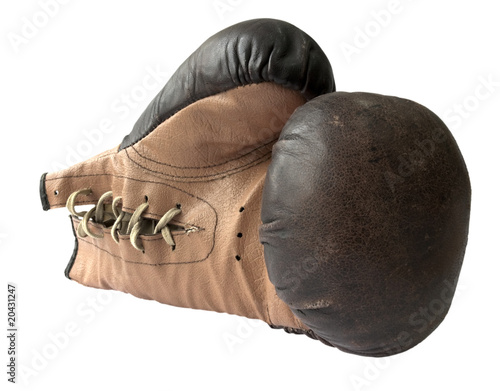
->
260, 92, 471, 356
120, 18, 334, 150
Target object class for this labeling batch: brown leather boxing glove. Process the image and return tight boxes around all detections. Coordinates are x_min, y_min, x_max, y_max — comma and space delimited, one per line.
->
39, 19, 335, 331
260, 92, 471, 356
40, 18, 470, 357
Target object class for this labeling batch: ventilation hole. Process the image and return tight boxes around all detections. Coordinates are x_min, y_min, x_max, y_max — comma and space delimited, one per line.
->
144, 195, 149, 202
237, 233, 243, 238
239, 207, 245, 213
235, 255, 241, 261
54, 190, 59, 196
176, 203, 181, 209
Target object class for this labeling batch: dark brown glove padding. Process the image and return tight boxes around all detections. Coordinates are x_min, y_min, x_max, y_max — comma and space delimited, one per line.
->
260, 92, 471, 356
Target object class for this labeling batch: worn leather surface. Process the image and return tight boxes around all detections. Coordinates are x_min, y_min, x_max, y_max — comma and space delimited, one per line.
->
120, 18, 334, 150
42, 83, 310, 329
260, 92, 471, 356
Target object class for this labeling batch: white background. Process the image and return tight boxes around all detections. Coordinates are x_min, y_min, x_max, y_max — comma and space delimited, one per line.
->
1, 0, 499, 390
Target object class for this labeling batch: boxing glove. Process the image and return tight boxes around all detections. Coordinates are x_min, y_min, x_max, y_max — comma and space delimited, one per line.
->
40, 19, 335, 332
260, 92, 471, 356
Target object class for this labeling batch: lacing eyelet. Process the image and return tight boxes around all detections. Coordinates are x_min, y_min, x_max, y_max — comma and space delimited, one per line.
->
67, 189, 182, 252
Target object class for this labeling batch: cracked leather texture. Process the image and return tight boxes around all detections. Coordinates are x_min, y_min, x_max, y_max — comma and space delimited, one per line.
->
119, 18, 334, 150
260, 92, 471, 356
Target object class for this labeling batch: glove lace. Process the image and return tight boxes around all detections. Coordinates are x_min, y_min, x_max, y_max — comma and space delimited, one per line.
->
66, 189, 182, 252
